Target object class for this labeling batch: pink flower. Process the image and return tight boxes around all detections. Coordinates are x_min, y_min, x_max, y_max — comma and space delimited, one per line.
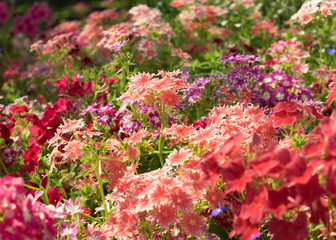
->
64, 196, 86, 215
180, 211, 206, 237
60, 222, 80, 240
152, 204, 178, 228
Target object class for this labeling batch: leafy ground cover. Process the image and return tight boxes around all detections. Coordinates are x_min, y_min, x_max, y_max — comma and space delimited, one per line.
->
1, 0, 336, 239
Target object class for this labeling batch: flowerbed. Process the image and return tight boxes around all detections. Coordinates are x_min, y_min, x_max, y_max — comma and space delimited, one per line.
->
1, 0, 336, 239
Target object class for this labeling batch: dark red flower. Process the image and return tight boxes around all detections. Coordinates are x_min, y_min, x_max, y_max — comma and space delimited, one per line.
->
229, 216, 260, 240
268, 212, 309, 240
267, 187, 294, 218
221, 158, 253, 193
285, 150, 314, 185
47, 187, 63, 207
23, 143, 41, 173
249, 148, 291, 177
239, 185, 267, 225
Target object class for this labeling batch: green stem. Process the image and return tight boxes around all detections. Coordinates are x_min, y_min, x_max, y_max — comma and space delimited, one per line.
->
96, 158, 108, 220
24, 184, 43, 191
158, 109, 165, 168
79, 212, 103, 224
0, 157, 9, 175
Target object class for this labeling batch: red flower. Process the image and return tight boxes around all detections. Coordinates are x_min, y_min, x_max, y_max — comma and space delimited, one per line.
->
285, 150, 314, 185
270, 102, 302, 128
9, 105, 28, 114
54, 74, 68, 94
201, 133, 244, 187
239, 185, 267, 225
326, 74, 336, 106
23, 143, 41, 173
47, 187, 63, 207
268, 212, 309, 240
295, 175, 328, 224
229, 217, 260, 240
249, 148, 291, 178
267, 187, 294, 218
326, 168, 336, 206
221, 158, 253, 193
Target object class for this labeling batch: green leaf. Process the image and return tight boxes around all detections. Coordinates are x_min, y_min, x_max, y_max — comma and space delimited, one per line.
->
208, 222, 231, 240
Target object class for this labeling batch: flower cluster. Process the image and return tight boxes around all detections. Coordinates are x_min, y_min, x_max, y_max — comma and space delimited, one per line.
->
266, 40, 309, 76
0, 176, 57, 239
253, 70, 314, 107
291, 0, 336, 24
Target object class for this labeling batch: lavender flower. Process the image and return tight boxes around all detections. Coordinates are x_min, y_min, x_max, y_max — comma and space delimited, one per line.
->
327, 45, 336, 55
209, 201, 230, 218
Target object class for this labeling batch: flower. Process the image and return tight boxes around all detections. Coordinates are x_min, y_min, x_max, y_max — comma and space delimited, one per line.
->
209, 201, 230, 218
152, 204, 178, 228
268, 212, 309, 240
64, 196, 86, 215
62, 140, 84, 161
327, 45, 336, 54
160, 89, 182, 107
166, 148, 192, 166
60, 222, 80, 240
180, 211, 206, 237
47, 187, 63, 207
269, 102, 302, 128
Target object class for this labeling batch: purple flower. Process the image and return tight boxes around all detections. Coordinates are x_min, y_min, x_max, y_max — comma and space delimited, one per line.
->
251, 232, 261, 240
183, 77, 211, 103
149, 111, 161, 128
327, 45, 336, 55
209, 201, 230, 218
271, 88, 289, 102
97, 112, 115, 126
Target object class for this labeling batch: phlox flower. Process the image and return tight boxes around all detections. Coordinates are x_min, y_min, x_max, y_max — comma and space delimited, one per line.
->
62, 140, 84, 161
125, 129, 149, 145
152, 204, 178, 228
180, 210, 206, 237
204, 188, 226, 209
170, 188, 193, 211
114, 200, 138, 227
148, 183, 170, 208
160, 89, 182, 107
58, 119, 86, 133
166, 148, 192, 166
